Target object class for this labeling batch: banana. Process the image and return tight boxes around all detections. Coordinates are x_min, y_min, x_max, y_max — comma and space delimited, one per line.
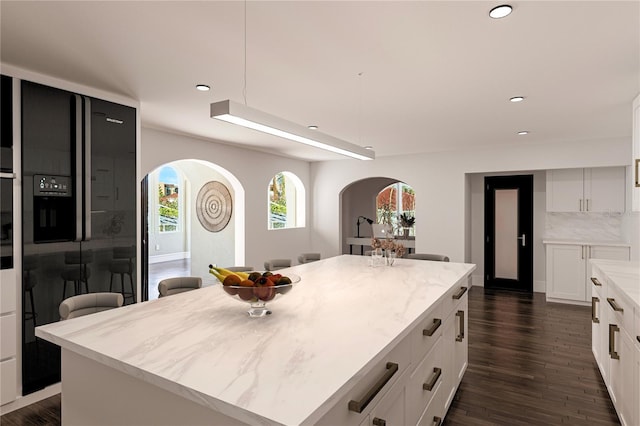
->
213, 266, 249, 280
209, 268, 226, 283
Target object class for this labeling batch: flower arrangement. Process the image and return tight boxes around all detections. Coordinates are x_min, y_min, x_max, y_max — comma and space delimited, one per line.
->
371, 237, 406, 258
399, 213, 415, 228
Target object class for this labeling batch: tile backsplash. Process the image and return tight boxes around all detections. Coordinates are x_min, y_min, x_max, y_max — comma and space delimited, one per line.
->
545, 212, 624, 241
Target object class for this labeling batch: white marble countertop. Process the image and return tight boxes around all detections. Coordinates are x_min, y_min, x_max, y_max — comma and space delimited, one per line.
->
590, 259, 640, 309
36, 255, 476, 425
542, 239, 631, 247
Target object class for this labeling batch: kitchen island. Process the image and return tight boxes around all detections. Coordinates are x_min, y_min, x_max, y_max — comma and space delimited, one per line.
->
36, 255, 475, 425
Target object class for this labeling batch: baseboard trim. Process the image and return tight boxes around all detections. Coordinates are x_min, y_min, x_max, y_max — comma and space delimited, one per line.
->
0, 383, 61, 415
149, 252, 190, 264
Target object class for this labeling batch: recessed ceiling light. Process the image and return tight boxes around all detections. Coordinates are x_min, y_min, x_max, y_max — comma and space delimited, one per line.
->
196, 84, 210, 91
489, 5, 512, 19
308, 125, 318, 130
510, 96, 525, 102
518, 131, 529, 135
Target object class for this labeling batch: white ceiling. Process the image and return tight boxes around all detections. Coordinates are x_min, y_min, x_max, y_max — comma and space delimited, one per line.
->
1, 1, 639, 162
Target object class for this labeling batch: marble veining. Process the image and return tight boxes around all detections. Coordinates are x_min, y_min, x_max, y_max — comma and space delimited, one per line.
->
544, 212, 624, 241
36, 255, 476, 425
590, 259, 640, 308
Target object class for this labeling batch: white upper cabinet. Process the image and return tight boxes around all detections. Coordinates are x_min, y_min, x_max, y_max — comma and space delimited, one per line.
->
633, 93, 640, 212
546, 167, 625, 212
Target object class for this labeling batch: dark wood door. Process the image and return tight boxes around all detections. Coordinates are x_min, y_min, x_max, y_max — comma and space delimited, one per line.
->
484, 175, 533, 292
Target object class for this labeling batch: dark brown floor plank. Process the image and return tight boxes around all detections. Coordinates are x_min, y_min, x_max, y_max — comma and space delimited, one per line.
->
444, 287, 620, 426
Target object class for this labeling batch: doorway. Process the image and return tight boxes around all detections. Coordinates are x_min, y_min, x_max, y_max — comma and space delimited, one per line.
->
484, 175, 533, 292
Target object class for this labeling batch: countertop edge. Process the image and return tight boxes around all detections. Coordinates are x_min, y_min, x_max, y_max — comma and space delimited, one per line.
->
542, 239, 631, 247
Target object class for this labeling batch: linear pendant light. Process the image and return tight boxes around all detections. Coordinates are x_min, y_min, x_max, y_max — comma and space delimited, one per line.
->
210, 100, 375, 160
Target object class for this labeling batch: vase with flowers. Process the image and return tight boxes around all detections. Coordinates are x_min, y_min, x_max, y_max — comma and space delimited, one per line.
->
399, 213, 415, 239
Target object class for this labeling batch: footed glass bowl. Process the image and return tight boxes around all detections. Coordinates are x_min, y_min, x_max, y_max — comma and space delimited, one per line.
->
220, 273, 300, 317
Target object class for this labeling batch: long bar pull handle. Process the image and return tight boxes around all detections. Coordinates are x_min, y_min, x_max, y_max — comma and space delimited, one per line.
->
591, 277, 602, 286
432, 416, 443, 426
423, 318, 442, 336
452, 287, 467, 300
348, 362, 399, 413
83, 97, 92, 241
591, 297, 599, 323
607, 298, 624, 312
581, 245, 585, 260
579, 199, 583, 211
74, 94, 83, 242
609, 324, 620, 360
372, 418, 386, 426
586, 199, 590, 211
423, 367, 442, 391
456, 310, 465, 342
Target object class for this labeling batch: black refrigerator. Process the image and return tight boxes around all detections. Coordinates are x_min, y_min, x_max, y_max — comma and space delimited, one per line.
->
21, 80, 136, 394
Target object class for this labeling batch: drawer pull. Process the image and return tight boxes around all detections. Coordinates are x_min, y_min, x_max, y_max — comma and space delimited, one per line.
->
423, 367, 442, 391
590, 277, 602, 286
609, 324, 620, 360
348, 362, 399, 413
423, 318, 442, 337
591, 297, 599, 324
607, 298, 624, 312
432, 416, 443, 426
456, 310, 465, 342
452, 287, 467, 300
372, 418, 386, 426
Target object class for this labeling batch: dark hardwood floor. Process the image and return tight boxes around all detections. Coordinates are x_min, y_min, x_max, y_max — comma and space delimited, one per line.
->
1, 286, 619, 425
445, 287, 620, 425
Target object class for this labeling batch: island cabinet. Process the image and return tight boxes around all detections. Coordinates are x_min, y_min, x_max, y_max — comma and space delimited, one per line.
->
544, 241, 630, 304
546, 167, 626, 213
590, 260, 639, 426
35, 255, 475, 426
317, 284, 469, 426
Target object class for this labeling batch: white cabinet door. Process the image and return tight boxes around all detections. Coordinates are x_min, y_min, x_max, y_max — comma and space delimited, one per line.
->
453, 297, 468, 386
591, 285, 605, 376
546, 168, 584, 212
546, 244, 586, 301
635, 338, 640, 426
367, 378, 407, 426
632, 93, 640, 212
610, 328, 635, 426
585, 167, 626, 213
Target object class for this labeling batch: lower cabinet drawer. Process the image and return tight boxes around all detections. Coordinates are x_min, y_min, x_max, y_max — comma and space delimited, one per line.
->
0, 313, 17, 359
411, 304, 443, 364
0, 358, 17, 405
416, 380, 446, 426
607, 284, 634, 332
406, 338, 443, 425
317, 335, 411, 425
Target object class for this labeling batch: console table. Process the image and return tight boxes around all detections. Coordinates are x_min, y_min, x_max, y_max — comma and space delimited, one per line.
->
346, 237, 415, 255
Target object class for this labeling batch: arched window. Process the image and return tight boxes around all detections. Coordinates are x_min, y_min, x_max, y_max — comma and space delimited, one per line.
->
156, 166, 181, 233
376, 182, 416, 235
268, 171, 305, 229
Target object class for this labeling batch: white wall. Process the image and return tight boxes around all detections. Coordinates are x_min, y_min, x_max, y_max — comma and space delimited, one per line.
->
141, 128, 313, 271
310, 138, 633, 267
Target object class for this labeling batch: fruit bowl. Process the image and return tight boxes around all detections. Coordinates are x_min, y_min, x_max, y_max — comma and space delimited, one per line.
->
209, 267, 300, 317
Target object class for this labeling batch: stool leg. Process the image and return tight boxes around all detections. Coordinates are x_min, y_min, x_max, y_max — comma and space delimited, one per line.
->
110, 273, 114, 292
120, 273, 126, 299
62, 280, 67, 300
128, 272, 134, 302
29, 289, 37, 326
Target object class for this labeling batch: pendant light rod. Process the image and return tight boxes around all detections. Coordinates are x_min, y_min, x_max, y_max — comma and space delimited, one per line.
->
211, 100, 375, 160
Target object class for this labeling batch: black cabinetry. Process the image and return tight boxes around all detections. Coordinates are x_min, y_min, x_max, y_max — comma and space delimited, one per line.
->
21, 80, 136, 394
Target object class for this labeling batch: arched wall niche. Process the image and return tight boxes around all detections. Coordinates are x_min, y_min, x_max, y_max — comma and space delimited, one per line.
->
340, 176, 414, 255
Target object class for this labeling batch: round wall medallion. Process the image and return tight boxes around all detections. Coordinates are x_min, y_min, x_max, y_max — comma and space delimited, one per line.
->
195, 181, 233, 232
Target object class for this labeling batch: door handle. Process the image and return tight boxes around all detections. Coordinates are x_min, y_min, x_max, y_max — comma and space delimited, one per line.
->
517, 234, 525, 247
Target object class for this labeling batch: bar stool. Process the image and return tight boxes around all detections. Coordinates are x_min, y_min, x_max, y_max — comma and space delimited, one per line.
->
23, 255, 39, 326
60, 250, 92, 300
109, 246, 136, 303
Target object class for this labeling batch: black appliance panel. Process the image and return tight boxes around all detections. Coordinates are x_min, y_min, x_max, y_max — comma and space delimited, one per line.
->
1, 75, 13, 173
21, 80, 136, 395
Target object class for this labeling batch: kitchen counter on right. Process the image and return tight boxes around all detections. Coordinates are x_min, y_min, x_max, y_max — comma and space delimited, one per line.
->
589, 259, 639, 426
